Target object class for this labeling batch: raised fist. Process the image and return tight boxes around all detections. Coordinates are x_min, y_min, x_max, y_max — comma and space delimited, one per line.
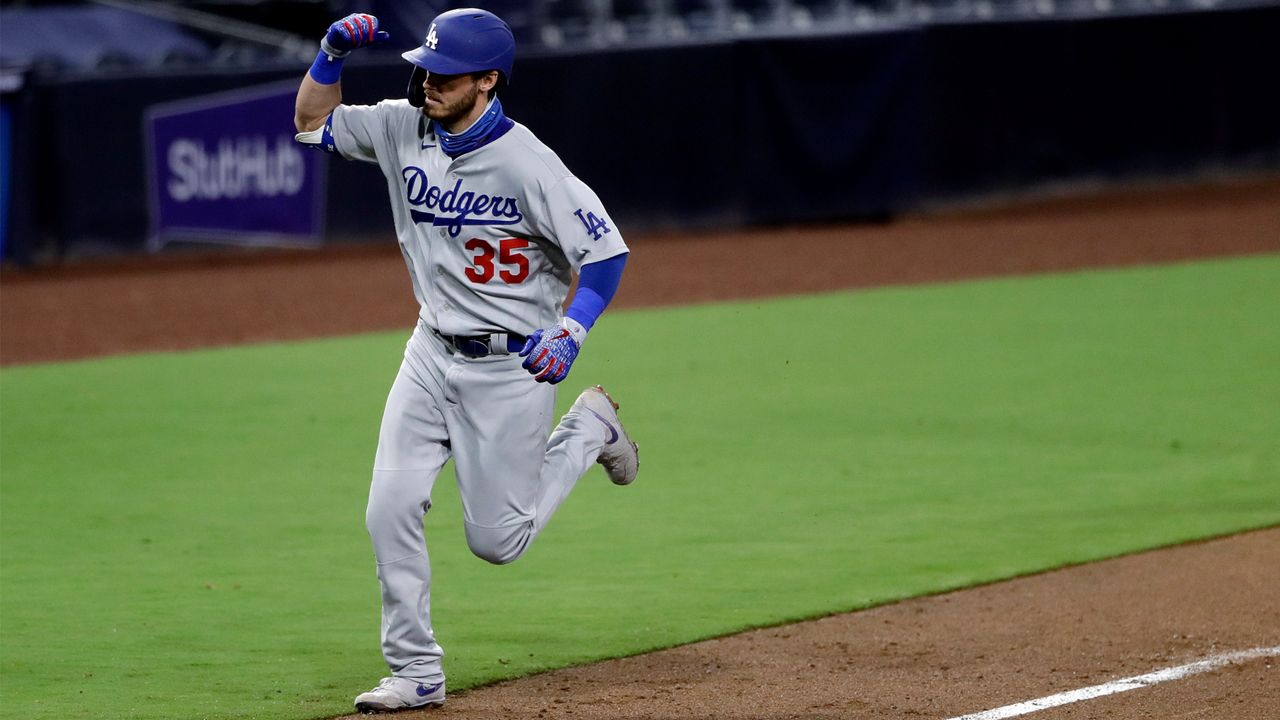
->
321, 14, 390, 57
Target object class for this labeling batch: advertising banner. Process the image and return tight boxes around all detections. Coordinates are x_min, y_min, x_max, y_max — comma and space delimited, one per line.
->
146, 81, 326, 249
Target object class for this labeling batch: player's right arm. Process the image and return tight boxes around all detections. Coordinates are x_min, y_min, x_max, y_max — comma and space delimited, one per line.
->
295, 75, 341, 133
293, 13, 390, 133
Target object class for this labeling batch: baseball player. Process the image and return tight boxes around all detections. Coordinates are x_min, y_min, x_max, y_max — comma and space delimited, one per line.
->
293, 9, 639, 713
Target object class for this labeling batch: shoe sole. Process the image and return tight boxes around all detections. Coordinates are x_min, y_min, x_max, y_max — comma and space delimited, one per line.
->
355, 699, 445, 714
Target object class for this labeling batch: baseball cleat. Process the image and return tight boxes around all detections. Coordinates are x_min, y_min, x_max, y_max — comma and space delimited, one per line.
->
354, 676, 445, 713
574, 385, 639, 486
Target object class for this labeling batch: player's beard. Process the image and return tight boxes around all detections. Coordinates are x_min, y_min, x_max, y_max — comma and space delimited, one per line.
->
423, 82, 484, 130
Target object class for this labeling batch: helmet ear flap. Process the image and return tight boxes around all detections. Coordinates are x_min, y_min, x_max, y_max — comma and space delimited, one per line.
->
407, 66, 427, 108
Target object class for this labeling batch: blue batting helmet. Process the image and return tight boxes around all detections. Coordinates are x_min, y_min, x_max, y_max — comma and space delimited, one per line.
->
403, 8, 514, 95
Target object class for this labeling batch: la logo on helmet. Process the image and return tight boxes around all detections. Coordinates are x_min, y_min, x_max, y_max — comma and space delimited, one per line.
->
425, 23, 440, 50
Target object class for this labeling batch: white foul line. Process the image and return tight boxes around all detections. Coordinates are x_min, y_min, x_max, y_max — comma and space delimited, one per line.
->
946, 645, 1280, 720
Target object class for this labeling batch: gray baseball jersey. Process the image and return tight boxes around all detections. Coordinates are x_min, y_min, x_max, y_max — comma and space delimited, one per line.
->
327, 99, 628, 336
304, 99, 629, 687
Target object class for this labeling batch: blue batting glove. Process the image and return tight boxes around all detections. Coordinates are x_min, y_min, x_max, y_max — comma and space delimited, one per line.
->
321, 14, 390, 57
519, 319, 586, 384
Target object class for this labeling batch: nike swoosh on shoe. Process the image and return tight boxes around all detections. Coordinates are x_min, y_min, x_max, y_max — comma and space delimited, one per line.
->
586, 409, 620, 444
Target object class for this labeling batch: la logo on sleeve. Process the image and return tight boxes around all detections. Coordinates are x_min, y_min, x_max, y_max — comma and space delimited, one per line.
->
574, 209, 612, 241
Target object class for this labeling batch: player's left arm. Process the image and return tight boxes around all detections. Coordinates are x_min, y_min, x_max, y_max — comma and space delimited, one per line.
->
519, 253, 627, 383
519, 177, 630, 384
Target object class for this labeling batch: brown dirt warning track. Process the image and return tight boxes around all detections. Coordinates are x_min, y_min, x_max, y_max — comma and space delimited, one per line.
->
2, 176, 1279, 719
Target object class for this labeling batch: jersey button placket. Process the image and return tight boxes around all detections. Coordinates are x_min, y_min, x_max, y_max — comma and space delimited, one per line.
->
436, 251, 448, 305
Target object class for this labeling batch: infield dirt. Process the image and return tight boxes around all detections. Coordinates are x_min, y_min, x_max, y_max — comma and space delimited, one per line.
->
2, 176, 1278, 719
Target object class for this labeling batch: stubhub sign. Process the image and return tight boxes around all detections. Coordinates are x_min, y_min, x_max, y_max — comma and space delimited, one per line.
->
146, 81, 326, 248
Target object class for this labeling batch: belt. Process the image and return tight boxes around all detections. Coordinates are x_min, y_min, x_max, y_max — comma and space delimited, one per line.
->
433, 329, 527, 358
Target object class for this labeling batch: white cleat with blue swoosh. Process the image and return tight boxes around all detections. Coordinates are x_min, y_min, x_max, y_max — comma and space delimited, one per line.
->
574, 385, 639, 486
354, 676, 445, 713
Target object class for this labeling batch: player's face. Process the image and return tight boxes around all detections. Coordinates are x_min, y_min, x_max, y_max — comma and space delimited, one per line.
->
421, 71, 494, 132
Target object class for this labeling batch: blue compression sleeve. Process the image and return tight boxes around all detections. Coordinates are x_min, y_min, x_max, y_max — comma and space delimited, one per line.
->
566, 253, 628, 331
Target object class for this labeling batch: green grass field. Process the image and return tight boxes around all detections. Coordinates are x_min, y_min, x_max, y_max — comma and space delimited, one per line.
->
2, 255, 1278, 720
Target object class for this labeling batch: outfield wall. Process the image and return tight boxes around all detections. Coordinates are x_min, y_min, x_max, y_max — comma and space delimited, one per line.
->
5, 3, 1278, 262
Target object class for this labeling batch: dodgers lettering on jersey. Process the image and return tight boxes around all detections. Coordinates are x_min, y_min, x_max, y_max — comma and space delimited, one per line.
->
400, 167, 523, 237
320, 99, 628, 338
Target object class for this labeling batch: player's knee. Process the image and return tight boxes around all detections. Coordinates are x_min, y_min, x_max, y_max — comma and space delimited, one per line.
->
464, 523, 530, 565
365, 494, 396, 537
365, 476, 430, 540
365, 502, 395, 541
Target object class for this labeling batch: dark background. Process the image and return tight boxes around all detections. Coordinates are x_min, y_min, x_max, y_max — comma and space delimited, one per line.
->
2, 1, 1278, 264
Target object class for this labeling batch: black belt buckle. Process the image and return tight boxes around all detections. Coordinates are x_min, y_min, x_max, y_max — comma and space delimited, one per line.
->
455, 335, 492, 357
435, 329, 525, 357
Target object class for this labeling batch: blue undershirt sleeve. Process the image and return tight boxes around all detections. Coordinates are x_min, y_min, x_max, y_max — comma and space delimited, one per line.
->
565, 253, 628, 331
